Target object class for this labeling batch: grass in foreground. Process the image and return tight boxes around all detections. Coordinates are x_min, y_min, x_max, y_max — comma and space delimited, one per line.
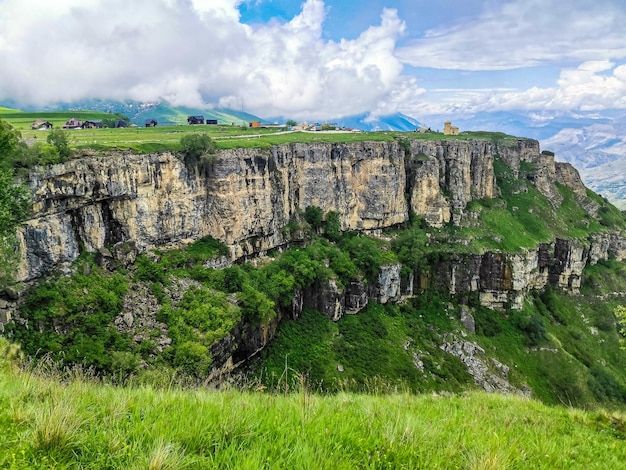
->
0, 358, 625, 469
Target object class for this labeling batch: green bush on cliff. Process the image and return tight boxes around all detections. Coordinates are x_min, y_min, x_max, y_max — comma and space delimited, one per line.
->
179, 133, 217, 171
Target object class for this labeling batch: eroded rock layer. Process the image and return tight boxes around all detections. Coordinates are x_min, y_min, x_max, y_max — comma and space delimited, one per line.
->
12, 139, 624, 315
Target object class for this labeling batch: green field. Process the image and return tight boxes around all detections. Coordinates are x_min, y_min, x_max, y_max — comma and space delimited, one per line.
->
0, 108, 522, 154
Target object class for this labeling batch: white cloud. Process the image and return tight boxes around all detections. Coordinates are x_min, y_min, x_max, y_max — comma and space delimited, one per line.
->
396, 0, 626, 71
401, 59, 626, 118
456, 62, 626, 113
0, 0, 417, 119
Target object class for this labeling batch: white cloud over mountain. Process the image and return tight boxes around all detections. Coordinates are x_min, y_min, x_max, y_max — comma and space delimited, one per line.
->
1, 0, 626, 120
456, 61, 626, 114
0, 0, 416, 120
396, 0, 626, 71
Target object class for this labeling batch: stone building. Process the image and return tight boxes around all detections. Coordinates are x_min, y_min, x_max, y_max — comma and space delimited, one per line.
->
443, 121, 459, 135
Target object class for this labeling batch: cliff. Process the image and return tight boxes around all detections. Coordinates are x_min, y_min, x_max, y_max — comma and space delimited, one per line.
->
12, 138, 624, 312
18, 138, 589, 280
5, 136, 626, 394
18, 142, 407, 281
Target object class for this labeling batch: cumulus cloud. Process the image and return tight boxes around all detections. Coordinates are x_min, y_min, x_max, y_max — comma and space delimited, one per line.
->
396, 0, 626, 71
453, 61, 626, 113
0, 0, 418, 119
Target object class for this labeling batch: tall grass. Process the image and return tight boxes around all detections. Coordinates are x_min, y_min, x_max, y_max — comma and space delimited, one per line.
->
1, 358, 625, 469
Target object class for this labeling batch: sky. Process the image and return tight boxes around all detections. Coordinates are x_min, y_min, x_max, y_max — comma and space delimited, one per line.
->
1, 0, 626, 121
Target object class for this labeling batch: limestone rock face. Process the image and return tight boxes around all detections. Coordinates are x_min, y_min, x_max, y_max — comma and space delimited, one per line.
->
16, 138, 554, 280
555, 162, 587, 196
440, 333, 529, 395
407, 140, 496, 226
17, 143, 409, 281
11, 139, 626, 317
378, 264, 403, 304
497, 139, 541, 177
424, 234, 626, 310
407, 156, 451, 227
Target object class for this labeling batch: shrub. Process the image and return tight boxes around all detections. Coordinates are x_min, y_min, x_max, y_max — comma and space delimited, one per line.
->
173, 341, 211, 377
46, 129, 71, 160
239, 285, 275, 324
512, 312, 547, 346
179, 133, 216, 168
588, 366, 626, 402
473, 307, 503, 337
0, 338, 23, 370
304, 206, 323, 231
342, 236, 383, 280
323, 211, 341, 241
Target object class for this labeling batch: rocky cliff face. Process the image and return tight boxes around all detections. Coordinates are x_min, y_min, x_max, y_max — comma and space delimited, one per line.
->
12, 138, 623, 311
17, 142, 409, 281
406, 140, 497, 225
6, 137, 626, 383
422, 234, 626, 310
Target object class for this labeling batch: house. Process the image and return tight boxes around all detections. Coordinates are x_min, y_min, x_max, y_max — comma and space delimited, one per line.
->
249, 121, 261, 128
63, 118, 83, 129
443, 121, 459, 135
83, 120, 103, 129
30, 120, 53, 130
144, 118, 158, 127
187, 115, 205, 125
114, 120, 128, 128
206, 119, 218, 125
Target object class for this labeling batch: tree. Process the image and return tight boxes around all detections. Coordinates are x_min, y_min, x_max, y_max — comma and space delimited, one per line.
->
180, 133, 216, 159
179, 133, 217, 170
304, 205, 323, 231
286, 119, 297, 127
46, 128, 71, 160
0, 120, 20, 164
323, 211, 341, 242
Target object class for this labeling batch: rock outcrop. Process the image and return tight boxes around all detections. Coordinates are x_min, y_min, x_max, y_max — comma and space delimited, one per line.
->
440, 332, 530, 396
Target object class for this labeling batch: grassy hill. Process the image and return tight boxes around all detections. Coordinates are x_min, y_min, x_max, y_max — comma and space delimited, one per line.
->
1, 347, 625, 469
131, 102, 263, 127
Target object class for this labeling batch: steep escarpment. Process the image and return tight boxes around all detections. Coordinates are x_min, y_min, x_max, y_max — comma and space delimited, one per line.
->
17, 142, 409, 281
11, 137, 626, 317
406, 139, 497, 225
17, 137, 592, 283
5, 135, 626, 402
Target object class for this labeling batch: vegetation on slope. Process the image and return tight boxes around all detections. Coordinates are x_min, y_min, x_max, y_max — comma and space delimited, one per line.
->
258, 263, 626, 407
2, 111, 626, 412
1, 342, 625, 469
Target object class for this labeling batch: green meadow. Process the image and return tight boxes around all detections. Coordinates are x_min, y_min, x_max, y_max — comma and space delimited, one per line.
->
1, 346, 625, 469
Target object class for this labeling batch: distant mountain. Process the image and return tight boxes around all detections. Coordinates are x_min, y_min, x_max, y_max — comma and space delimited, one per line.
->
0, 99, 264, 127
130, 103, 263, 127
333, 112, 421, 132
